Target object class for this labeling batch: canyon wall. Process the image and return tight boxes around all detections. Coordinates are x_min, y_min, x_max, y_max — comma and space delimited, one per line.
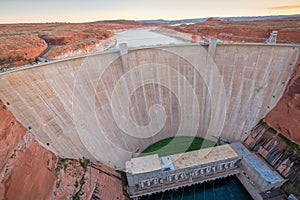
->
0, 44, 298, 169
0, 100, 57, 200
152, 27, 204, 42
265, 58, 300, 144
165, 17, 300, 43
0, 34, 47, 68
0, 100, 128, 199
43, 36, 117, 59
52, 159, 128, 200
0, 100, 27, 172
244, 122, 300, 198
0, 20, 155, 69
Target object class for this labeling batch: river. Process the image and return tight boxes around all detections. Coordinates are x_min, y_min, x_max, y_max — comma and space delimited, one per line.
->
139, 176, 253, 200
109, 28, 189, 50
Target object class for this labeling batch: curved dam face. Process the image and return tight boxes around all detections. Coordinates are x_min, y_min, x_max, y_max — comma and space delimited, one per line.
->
0, 44, 299, 168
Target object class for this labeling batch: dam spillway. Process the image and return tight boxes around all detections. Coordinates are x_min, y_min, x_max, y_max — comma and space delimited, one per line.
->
0, 43, 299, 169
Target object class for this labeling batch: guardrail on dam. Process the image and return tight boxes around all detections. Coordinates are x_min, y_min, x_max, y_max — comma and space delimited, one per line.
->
0, 43, 299, 169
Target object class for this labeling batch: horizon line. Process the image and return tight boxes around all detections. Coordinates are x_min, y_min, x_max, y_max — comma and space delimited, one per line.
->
0, 13, 299, 25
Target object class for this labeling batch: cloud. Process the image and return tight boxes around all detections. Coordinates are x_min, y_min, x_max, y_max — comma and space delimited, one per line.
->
268, 4, 300, 10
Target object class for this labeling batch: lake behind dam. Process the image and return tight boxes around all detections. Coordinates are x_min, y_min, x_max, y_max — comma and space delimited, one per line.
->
109, 28, 190, 49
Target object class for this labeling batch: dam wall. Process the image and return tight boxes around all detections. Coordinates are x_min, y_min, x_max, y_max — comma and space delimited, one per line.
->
0, 43, 299, 168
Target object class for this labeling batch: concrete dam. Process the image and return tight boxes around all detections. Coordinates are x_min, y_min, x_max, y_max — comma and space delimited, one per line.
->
0, 43, 299, 169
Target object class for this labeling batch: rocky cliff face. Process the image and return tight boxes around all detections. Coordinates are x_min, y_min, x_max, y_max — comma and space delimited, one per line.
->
0, 20, 155, 70
40, 29, 113, 46
265, 58, 300, 144
0, 100, 57, 200
0, 101, 27, 172
164, 17, 300, 43
39, 28, 116, 59
43, 36, 117, 59
244, 122, 300, 198
52, 158, 128, 200
0, 100, 128, 200
152, 27, 204, 42
0, 34, 47, 69
0, 137, 57, 200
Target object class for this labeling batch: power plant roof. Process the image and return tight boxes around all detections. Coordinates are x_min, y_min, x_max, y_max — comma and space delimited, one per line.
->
170, 144, 238, 170
126, 144, 238, 174
126, 154, 161, 174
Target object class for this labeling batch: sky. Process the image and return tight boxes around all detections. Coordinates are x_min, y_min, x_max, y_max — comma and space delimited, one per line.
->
0, 0, 300, 23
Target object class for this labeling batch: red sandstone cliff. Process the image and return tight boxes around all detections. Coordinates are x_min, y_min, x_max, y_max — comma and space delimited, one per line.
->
0, 138, 57, 200
0, 101, 27, 172
265, 58, 300, 144
53, 159, 128, 199
0, 100, 57, 199
0, 100, 128, 200
0, 34, 47, 69
42, 36, 116, 59
164, 17, 300, 43
39, 28, 116, 59
152, 27, 205, 43
40, 29, 113, 46
0, 20, 156, 69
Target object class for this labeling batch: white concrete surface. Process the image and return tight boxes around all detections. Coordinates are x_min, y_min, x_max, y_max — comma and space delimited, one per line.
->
0, 43, 299, 169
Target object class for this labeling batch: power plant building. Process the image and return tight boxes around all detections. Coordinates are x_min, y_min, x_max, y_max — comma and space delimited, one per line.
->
126, 143, 285, 199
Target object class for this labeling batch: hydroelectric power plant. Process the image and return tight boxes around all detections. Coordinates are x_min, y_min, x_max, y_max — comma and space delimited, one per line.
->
0, 33, 299, 199
126, 143, 285, 199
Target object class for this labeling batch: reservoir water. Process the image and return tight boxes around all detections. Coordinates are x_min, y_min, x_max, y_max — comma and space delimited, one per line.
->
109, 28, 189, 50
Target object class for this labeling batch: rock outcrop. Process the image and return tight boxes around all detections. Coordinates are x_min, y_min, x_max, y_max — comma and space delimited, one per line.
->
0, 34, 47, 69
164, 17, 300, 43
152, 27, 204, 42
0, 99, 128, 200
0, 100, 57, 200
244, 121, 300, 198
40, 29, 113, 46
88, 161, 128, 200
0, 100, 27, 172
0, 137, 57, 200
265, 58, 300, 144
0, 20, 156, 70
52, 158, 128, 200
43, 36, 117, 59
